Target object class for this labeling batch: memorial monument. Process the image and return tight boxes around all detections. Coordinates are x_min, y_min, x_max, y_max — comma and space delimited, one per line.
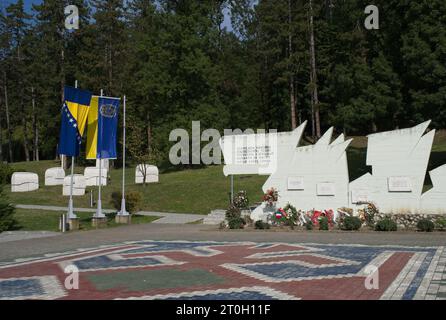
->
220, 120, 446, 221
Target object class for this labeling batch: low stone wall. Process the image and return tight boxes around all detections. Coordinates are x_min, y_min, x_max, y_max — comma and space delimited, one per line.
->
376, 213, 446, 230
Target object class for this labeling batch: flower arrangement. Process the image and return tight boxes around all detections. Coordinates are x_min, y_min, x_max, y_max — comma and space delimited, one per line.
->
358, 202, 379, 227
306, 209, 335, 229
233, 190, 249, 209
262, 188, 278, 207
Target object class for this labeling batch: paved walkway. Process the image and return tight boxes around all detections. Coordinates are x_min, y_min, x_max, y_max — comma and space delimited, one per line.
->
0, 236, 444, 300
0, 231, 60, 244
15, 204, 204, 224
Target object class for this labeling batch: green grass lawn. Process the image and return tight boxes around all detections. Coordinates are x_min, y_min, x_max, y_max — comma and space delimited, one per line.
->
6, 161, 267, 214
12, 209, 160, 232
4, 130, 446, 215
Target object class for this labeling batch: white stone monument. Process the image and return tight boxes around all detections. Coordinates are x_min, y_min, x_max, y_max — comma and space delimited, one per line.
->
63, 174, 86, 196
251, 126, 352, 221
349, 121, 435, 213
420, 164, 446, 214
84, 167, 108, 186
11, 172, 39, 192
220, 121, 307, 176
222, 120, 446, 219
135, 164, 159, 184
44, 167, 65, 186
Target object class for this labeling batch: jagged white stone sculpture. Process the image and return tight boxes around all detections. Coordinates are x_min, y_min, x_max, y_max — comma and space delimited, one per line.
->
44, 167, 65, 186
221, 120, 446, 218
11, 172, 39, 192
420, 165, 446, 214
251, 125, 352, 221
349, 121, 435, 214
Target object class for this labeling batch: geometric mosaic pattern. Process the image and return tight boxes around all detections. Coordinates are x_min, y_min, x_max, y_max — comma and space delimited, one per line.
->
0, 241, 444, 300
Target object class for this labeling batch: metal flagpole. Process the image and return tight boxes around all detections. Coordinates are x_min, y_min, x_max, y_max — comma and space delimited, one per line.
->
118, 95, 128, 216
230, 175, 234, 204
65, 80, 78, 231
95, 89, 105, 218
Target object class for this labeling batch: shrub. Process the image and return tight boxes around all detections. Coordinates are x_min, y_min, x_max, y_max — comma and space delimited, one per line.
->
228, 217, 245, 229
225, 205, 241, 221
375, 218, 397, 232
110, 191, 142, 214
436, 217, 446, 231
233, 191, 249, 209
0, 187, 16, 233
417, 219, 435, 232
243, 214, 253, 226
0, 163, 13, 185
341, 216, 362, 231
255, 220, 270, 230
319, 216, 329, 230
305, 221, 314, 230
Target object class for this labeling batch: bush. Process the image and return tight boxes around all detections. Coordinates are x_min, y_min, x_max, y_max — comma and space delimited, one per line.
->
0, 187, 16, 233
255, 220, 270, 230
341, 216, 362, 231
0, 163, 13, 185
233, 191, 249, 209
417, 219, 435, 232
375, 218, 397, 232
319, 216, 329, 230
110, 191, 142, 214
436, 217, 446, 231
305, 221, 313, 230
225, 205, 241, 220
228, 217, 245, 229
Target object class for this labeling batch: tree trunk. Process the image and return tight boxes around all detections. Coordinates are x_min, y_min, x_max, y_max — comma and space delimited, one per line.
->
3, 72, 13, 163
21, 90, 30, 162
288, 0, 297, 130
32, 87, 39, 161
309, 0, 321, 138
0, 90, 3, 162
146, 111, 152, 151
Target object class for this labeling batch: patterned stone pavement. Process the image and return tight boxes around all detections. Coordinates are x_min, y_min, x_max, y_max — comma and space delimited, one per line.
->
0, 240, 444, 300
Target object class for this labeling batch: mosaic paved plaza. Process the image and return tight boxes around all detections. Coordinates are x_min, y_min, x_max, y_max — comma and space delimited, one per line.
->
0, 240, 445, 300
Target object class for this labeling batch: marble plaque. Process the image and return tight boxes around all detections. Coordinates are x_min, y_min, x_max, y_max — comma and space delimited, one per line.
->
388, 177, 412, 192
317, 182, 336, 196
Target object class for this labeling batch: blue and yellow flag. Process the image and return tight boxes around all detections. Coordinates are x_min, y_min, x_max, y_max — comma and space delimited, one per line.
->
86, 96, 120, 159
58, 86, 92, 157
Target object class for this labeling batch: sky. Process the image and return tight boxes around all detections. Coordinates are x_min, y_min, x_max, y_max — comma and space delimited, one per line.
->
1, 0, 233, 31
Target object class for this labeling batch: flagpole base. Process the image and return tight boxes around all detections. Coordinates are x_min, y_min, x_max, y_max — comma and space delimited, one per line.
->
91, 217, 107, 228
94, 199, 106, 219
68, 218, 79, 231
67, 198, 78, 220
115, 214, 131, 224
117, 198, 129, 216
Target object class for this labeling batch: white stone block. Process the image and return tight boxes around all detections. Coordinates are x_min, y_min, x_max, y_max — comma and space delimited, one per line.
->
135, 164, 159, 184
63, 174, 86, 196
11, 172, 39, 192
44, 167, 65, 186
84, 167, 108, 186
95, 159, 109, 170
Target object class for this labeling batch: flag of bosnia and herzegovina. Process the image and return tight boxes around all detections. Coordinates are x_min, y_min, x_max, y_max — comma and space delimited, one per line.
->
58, 86, 92, 157
86, 96, 120, 160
